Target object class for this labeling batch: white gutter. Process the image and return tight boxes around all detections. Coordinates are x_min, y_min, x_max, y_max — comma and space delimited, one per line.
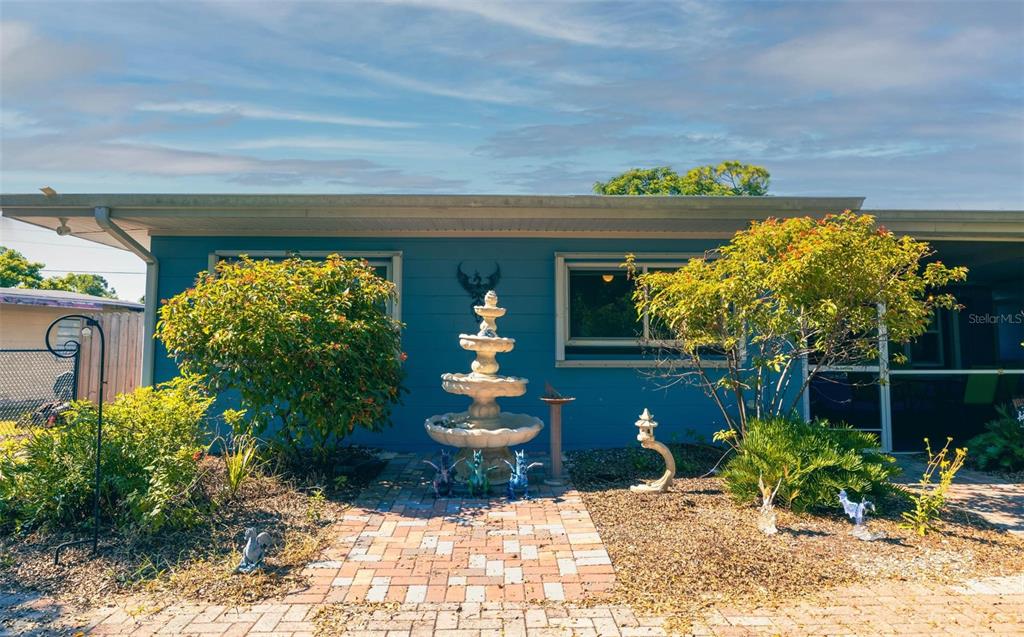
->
93, 206, 158, 386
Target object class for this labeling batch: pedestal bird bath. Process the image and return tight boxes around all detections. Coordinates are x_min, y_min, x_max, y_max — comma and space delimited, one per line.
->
424, 290, 544, 484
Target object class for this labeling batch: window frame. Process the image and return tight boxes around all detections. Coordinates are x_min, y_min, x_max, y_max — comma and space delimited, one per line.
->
901, 308, 946, 368
555, 251, 709, 368
208, 250, 403, 322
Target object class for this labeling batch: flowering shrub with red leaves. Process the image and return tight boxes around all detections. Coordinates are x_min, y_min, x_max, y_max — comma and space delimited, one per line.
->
629, 212, 967, 437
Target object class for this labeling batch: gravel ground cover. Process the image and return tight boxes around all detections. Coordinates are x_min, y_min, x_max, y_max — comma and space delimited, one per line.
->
0, 451, 385, 610
568, 444, 1024, 631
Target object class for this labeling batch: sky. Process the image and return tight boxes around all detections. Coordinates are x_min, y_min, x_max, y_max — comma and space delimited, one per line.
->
1, 0, 1023, 301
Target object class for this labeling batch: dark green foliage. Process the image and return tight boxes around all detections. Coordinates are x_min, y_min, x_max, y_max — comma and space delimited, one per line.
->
1, 376, 212, 534
967, 405, 1024, 473
721, 416, 899, 512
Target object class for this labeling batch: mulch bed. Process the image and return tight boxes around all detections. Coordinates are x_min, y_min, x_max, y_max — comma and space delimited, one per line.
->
569, 444, 1024, 629
0, 449, 385, 609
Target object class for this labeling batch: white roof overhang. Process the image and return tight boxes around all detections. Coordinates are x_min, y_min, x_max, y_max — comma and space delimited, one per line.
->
1, 194, 1020, 252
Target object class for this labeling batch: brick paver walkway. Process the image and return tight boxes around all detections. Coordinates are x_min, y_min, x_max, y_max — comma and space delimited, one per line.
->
7, 575, 1020, 636
307, 454, 614, 606
688, 574, 1024, 636
2, 453, 1022, 636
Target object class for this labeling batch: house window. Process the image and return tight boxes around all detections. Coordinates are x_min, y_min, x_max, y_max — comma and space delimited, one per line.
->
902, 310, 945, 367
555, 253, 700, 367
568, 269, 641, 343
209, 250, 402, 321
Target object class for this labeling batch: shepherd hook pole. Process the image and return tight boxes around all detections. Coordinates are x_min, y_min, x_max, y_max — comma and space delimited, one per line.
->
46, 315, 105, 564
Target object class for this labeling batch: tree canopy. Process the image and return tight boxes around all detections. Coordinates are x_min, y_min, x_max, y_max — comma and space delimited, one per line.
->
627, 212, 967, 436
38, 273, 118, 298
0, 246, 118, 298
594, 161, 770, 196
0, 247, 44, 288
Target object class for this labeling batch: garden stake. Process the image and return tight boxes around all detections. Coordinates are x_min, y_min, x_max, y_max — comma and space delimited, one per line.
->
46, 314, 105, 565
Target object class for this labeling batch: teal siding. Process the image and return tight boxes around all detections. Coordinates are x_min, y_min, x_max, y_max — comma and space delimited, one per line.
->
152, 236, 733, 450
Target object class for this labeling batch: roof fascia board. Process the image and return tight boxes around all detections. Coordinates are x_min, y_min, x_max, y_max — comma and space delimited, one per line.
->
1, 194, 866, 219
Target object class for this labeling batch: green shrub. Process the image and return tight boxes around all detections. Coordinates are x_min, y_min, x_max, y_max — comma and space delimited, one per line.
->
721, 416, 899, 512
157, 254, 406, 466
1, 376, 213, 535
966, 405, 1024, 473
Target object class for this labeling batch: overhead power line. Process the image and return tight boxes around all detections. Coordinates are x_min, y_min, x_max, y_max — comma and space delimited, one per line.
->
3, 238, 121, 251
41, 269, 145, 275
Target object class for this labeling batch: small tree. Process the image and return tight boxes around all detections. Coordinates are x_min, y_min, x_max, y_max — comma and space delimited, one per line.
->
157, 255, 405, 465
629, 212, 967, 438
594, 161, 769, 196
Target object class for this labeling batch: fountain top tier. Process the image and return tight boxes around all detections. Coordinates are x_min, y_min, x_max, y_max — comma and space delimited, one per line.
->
458, 290, 517, 377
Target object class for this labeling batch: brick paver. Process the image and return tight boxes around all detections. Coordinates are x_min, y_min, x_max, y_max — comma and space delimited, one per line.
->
5, 576, 1022, 636
2, 453, 1022, 636
688, 574, 1024, 636
308, 453, 615, 606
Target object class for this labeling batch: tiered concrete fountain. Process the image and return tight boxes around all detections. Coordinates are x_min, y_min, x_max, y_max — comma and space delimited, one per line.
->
424, 290, 544, 484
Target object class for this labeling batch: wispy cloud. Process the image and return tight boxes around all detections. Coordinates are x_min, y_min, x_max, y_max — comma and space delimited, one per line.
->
1, 21, 105, 97
329, 59, 542, 104
229, 136, 468, 157
136, 101, 417, 128
0, 108, 45, 135
754, 25, 1002, 93
385, 0, 711, 50
2, 134, 465, 190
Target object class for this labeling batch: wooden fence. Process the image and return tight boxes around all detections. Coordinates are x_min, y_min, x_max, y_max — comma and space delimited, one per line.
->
77, 311, 145, 403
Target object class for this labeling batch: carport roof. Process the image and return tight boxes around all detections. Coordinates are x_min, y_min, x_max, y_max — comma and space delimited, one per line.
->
0, 287, 143, 311
1, 193, 1020, 251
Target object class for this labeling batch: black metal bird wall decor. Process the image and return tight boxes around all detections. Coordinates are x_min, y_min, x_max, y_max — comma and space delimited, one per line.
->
456, 262, 501, 321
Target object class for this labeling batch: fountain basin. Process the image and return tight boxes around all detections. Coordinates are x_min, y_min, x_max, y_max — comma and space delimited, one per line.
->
441, 372, 527, 398
425, 411, 544, 484
458, 334, 515, 353
424, 411, 544, 448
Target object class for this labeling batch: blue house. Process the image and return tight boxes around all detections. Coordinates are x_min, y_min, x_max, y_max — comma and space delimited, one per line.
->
3, 194, 1022, 452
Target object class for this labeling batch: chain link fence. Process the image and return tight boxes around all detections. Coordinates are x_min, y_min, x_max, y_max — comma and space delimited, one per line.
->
0, 350, 78, 424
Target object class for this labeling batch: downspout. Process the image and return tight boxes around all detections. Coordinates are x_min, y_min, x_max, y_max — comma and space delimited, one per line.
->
94, 206, 158, 386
